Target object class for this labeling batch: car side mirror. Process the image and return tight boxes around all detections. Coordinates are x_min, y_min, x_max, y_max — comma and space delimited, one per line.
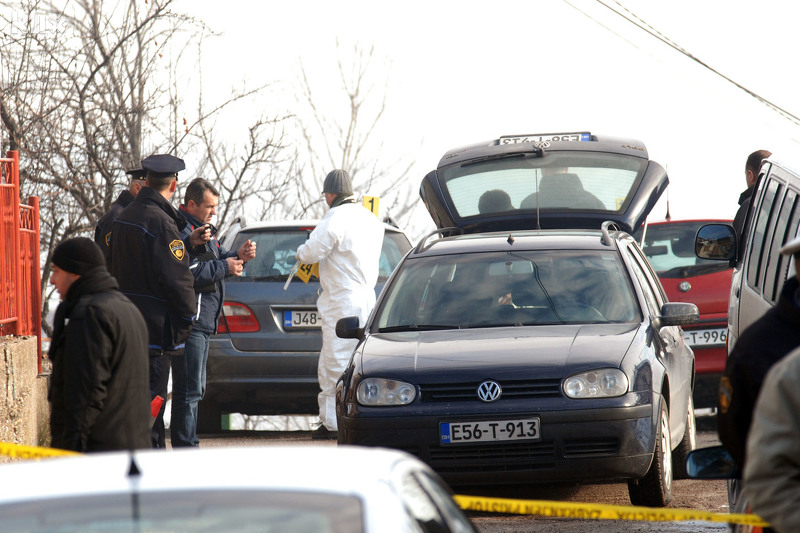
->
655, 302, 699, 329
695, 223, 736, 262
686, 446, 738, 479
336, 316, 364, 340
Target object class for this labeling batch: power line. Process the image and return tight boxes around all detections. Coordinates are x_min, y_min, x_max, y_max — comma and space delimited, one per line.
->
565, 0, 800, 128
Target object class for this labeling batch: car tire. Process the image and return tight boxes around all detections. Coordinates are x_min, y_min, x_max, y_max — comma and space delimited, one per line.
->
628, 397, 673, 507
197, 399, 223, 434
672, 394, 696, 480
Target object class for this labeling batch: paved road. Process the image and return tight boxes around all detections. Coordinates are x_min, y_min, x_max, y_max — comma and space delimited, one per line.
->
195, 416, 729, 532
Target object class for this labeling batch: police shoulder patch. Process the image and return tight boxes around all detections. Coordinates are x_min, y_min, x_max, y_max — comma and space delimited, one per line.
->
104, 232, 112, 247
718, 376, 732, 414
169, 239, 185, 261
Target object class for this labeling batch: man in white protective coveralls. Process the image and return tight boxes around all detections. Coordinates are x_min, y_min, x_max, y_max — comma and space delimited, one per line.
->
296, 169, 384, 439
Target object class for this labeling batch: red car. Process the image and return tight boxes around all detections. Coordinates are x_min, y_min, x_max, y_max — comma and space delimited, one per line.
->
637, 219, 733, 410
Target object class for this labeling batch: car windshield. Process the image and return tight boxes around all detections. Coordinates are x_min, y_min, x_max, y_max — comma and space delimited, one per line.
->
374, 250, 640, 330
637, 222, 732, 278
230, 229, 409, 282
0, 490, 364, 533
440, 151, 646, 217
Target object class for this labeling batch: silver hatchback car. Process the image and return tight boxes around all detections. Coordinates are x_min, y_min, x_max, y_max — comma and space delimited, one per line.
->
0, 446, 476, 533
199, 219, 411, 432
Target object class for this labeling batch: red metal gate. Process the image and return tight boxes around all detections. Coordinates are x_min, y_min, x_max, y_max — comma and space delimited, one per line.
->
0, 150, 42, 372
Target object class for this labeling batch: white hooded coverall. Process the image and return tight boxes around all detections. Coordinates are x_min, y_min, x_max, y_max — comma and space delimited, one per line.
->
296, 201, 385, 430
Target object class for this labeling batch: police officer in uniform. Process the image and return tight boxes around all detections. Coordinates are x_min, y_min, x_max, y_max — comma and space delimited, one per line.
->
94, 167, 146, 265
110, 154, 207, 448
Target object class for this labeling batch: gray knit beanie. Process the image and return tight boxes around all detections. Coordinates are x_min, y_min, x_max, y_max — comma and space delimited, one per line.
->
322, 169, 353, 195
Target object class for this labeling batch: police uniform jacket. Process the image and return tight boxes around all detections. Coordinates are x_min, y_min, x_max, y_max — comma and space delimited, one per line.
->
94, 189, 134, 265
179, 207, 239, 334
110, 186, 197, 350
718, 276, 800, 470
48, 266, 151, 452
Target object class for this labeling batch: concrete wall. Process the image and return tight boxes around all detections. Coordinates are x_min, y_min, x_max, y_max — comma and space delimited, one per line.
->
0, 336, 50, 463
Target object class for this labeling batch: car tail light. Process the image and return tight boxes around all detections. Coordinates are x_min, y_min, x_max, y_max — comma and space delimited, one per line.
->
218, 302, 260, 333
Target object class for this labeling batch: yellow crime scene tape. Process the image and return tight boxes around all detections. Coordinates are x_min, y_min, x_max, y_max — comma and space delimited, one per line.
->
454, 495, 770, 527
0, 441, 79, 460
294, 195, 380, 284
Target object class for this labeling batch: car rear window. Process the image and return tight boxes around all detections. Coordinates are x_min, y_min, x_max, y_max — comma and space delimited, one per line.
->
374, 250, 640, 330
230, 228, 409, 282
637, 222, 732, 278
0, 490, 364, 532
440, 151, 646, 217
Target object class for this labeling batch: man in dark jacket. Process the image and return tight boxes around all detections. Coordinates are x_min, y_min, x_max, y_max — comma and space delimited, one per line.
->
48, 237, 150, 452
110, 154, 207, 448
94, 167, 146, 265
732, 149, 771, 245
172, 178, 256, 446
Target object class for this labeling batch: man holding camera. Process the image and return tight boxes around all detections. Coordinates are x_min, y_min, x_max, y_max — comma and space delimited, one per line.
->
174, 178, 256, 446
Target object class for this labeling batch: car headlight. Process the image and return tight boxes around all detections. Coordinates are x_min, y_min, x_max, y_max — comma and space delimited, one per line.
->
357, 378, 416, 406
563, 369, 629, 399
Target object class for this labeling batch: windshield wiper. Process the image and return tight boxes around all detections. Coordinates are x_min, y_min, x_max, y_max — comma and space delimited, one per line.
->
378, 324, 461, 333
460, 150, 541, 167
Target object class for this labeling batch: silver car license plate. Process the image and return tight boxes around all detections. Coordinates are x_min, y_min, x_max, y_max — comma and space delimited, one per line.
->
440, 418, 541, 445
284, 310, 322, 328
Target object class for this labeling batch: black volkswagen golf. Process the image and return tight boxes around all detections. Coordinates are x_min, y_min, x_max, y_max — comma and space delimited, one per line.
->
335, 133, 698, 507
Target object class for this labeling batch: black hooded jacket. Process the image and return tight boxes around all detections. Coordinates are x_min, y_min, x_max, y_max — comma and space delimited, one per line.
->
48, 267, 151, 452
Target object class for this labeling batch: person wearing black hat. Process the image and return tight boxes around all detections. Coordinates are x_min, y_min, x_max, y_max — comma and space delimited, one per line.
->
48, 237, 151, 452
94, 167, 147, 265
295, 169, 384, 439
110, 153, 207, 448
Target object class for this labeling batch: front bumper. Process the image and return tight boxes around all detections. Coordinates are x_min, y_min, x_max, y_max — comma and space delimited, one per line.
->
339, 403, 655, 486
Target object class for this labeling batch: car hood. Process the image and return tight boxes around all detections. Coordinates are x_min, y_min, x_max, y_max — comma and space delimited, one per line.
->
359, 323, 640, 381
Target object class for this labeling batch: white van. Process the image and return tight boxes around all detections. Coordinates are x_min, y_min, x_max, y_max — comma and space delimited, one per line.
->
696, 156, 800, 351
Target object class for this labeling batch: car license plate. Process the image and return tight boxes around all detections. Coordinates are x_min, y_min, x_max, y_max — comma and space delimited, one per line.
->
499, 133, 590, 144
440, 418, 540, 445
684, 327, 727, 347
284, 310, 322, 328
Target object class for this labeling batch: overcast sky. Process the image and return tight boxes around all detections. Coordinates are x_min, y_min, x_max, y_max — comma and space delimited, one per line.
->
178, 0, 800, 236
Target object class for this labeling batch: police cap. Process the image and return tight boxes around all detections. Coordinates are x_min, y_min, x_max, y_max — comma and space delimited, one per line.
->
126, 167, 147, 180
780, 235, 800, 256
142, 154, 186, 179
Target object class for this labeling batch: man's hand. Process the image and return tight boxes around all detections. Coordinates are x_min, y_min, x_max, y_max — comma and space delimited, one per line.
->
227, 257, 244, 276
498, 293, 514, 306
189, 225, 212, 247
238, 239, 256, 262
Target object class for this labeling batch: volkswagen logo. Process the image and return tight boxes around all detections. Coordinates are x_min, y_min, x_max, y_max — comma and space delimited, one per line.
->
533, 140, 551, 149
477, 380, 502, 403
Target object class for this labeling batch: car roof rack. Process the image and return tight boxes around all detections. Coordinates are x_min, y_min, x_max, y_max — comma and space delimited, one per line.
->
601, 220, 621, 246
414, 227, 464, 254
